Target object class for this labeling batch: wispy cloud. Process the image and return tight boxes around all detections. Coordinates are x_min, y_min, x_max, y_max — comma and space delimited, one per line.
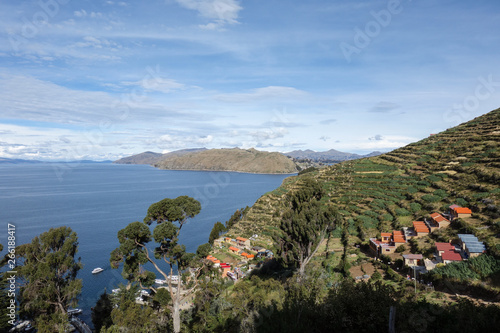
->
174, 0, 242, 30
369, 102, 400, 113
215, 86, 308, 103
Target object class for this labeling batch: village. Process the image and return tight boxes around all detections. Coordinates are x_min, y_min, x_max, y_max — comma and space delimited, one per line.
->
205, 236, 274, 281
367, 204, 486, 280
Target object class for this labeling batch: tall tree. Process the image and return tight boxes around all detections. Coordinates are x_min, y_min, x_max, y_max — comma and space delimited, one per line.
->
16, 227, 82, 332
208, 221, 226, 245
275, 178, 338, 277
111, 196, 202, 333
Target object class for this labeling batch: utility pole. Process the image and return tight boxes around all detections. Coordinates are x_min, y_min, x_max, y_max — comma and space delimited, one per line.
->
413, 265, 417, 295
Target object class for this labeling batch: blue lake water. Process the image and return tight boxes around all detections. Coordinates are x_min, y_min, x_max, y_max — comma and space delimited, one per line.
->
0, 163, 292, 325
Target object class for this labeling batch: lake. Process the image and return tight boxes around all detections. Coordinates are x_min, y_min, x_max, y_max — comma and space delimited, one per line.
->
0, 163, 293, 325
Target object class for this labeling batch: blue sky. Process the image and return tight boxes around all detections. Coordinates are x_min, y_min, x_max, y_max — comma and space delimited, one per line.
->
1, 0, 499, 160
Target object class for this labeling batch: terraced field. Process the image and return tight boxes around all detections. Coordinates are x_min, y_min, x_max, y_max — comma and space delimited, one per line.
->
229, 108, 500, 257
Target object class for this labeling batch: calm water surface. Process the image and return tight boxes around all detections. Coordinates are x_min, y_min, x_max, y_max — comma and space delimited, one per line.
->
0, 163, 292, 325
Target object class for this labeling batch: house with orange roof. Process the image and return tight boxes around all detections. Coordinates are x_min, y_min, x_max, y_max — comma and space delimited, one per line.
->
393, 230, 406, 244
370, 238, 396, 255
229, 246, 240, 253
450, 206, 472, 219
235, 237, 251, 249
381, 233, 392, 243
413, 221, 429, 237
430, 213, 450, 229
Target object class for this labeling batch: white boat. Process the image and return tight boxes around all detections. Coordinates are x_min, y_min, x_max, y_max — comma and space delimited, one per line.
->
111, 288, 120, 294
92, 267, 104, 274
155, 279, 166, 285
67, 308, 82, 316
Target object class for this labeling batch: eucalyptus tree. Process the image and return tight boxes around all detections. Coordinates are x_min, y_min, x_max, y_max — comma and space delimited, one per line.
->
110, 196, 203, 333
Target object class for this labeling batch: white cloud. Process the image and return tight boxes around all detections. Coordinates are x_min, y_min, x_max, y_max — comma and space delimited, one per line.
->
74, 10, 87, 17
174, 0, 242, 29
215, 86, 308, 103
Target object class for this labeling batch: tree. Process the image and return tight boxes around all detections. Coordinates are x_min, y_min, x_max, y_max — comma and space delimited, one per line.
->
208, 222, 226, 245
92, 291, 114, 332
276, 180, 339, 277
111, 196, 202, 333
16, 227, 82, 332
196, 243, 212, 258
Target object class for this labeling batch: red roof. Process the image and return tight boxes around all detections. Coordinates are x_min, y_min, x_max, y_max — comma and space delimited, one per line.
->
430, 213, 449, 224
442, 251, 462, 261
236, 237, 248, 242
381, 232, 392, 238
435, 242, 454, 252
393, 236, 406, 243
454, 207, 472, 214
393, 230, 404, 236
229, 246, 239, 252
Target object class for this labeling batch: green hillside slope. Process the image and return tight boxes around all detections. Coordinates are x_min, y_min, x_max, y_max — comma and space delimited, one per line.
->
230, 108, 500, 255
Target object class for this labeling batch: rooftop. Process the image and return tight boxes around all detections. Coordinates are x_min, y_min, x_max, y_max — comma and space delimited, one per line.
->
403, 254, 423, 260
435, 242, 455, 252
442, 251, 462, 261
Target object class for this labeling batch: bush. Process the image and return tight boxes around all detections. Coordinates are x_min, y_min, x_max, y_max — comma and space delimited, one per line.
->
395, 245, 406, 253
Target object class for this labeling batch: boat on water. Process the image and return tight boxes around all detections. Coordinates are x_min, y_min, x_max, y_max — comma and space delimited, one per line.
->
111, 288, 120, 294
92, 267, 104, 274
67, 308, 83, 316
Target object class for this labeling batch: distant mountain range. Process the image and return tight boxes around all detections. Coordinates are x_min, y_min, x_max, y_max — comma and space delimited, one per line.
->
284, 149, 382, 162
0, 158, 113, 164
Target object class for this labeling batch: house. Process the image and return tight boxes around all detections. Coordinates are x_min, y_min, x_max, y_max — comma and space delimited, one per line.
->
235, 237, 251, 249
229, 246, 240, 254
214, 238, 224, 248
402, 254, 423, 267
435, 242, 455, 257
457, 234, 486, 258
393, 230, 406, 244
220, 263, 231, 278
381, 232, 392, 243
450, 206, 472, 219
252, 246, 266, 253
441, 251, 462, 264
430, 213, 450, 228
413, 221, 429, 237
370, 238, 396, 255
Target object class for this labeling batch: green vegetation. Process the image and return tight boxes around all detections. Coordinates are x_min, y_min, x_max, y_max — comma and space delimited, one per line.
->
16, 227, 82, 332
430, 255, 500, 282
110, 196, 202, 333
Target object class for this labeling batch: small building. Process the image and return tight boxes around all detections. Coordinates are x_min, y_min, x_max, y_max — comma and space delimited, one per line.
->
236, 237, 251, 249
214, 238, 224, 248
441, 251, 462, 264
393, 230, 406, 244
457, 234, 486, 258
220, 263, 231, 278
435, 242, 455, 257
252, 246, 265, 253
402, 254, 423, 267
450, 206, 472, 219
370, 238, 396, 255
413, 221, 429, 237
381, 232, 392, 243
229, 246, 240, 254
430, 213, 450, 229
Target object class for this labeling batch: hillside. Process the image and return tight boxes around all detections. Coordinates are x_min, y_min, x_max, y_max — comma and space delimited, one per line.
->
154, 148, 299, 174
284, 149, 382, 162
114, 148, 207, 165
229, 108, 500, 268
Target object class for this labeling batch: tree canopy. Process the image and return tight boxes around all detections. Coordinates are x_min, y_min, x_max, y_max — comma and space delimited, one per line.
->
16, 227, 82, 332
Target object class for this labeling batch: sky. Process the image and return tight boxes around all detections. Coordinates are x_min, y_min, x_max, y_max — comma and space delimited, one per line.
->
1, 0, 500, 161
